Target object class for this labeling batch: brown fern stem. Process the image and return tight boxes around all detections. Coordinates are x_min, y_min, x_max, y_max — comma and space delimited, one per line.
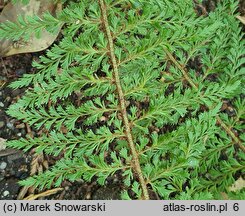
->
216, 116, 245, 153
163, 47, 245, 153
98, 0, 150, 199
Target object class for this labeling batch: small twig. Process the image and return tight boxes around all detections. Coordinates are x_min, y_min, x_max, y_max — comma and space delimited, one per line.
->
17, 153, 45, 200
23, 188, 63, 200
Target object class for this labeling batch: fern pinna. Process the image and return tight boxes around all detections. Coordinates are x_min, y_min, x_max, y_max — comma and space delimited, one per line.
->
1, 0, 244, 199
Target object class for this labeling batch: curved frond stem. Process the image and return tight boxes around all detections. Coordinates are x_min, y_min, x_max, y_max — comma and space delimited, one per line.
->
98, 0, 149, 200
163, 47, 245, 153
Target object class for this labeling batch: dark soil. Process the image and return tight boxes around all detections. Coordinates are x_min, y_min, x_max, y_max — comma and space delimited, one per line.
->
0, 0, 244, 200
0, 149, 31, 199
0, 53, 33, 200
